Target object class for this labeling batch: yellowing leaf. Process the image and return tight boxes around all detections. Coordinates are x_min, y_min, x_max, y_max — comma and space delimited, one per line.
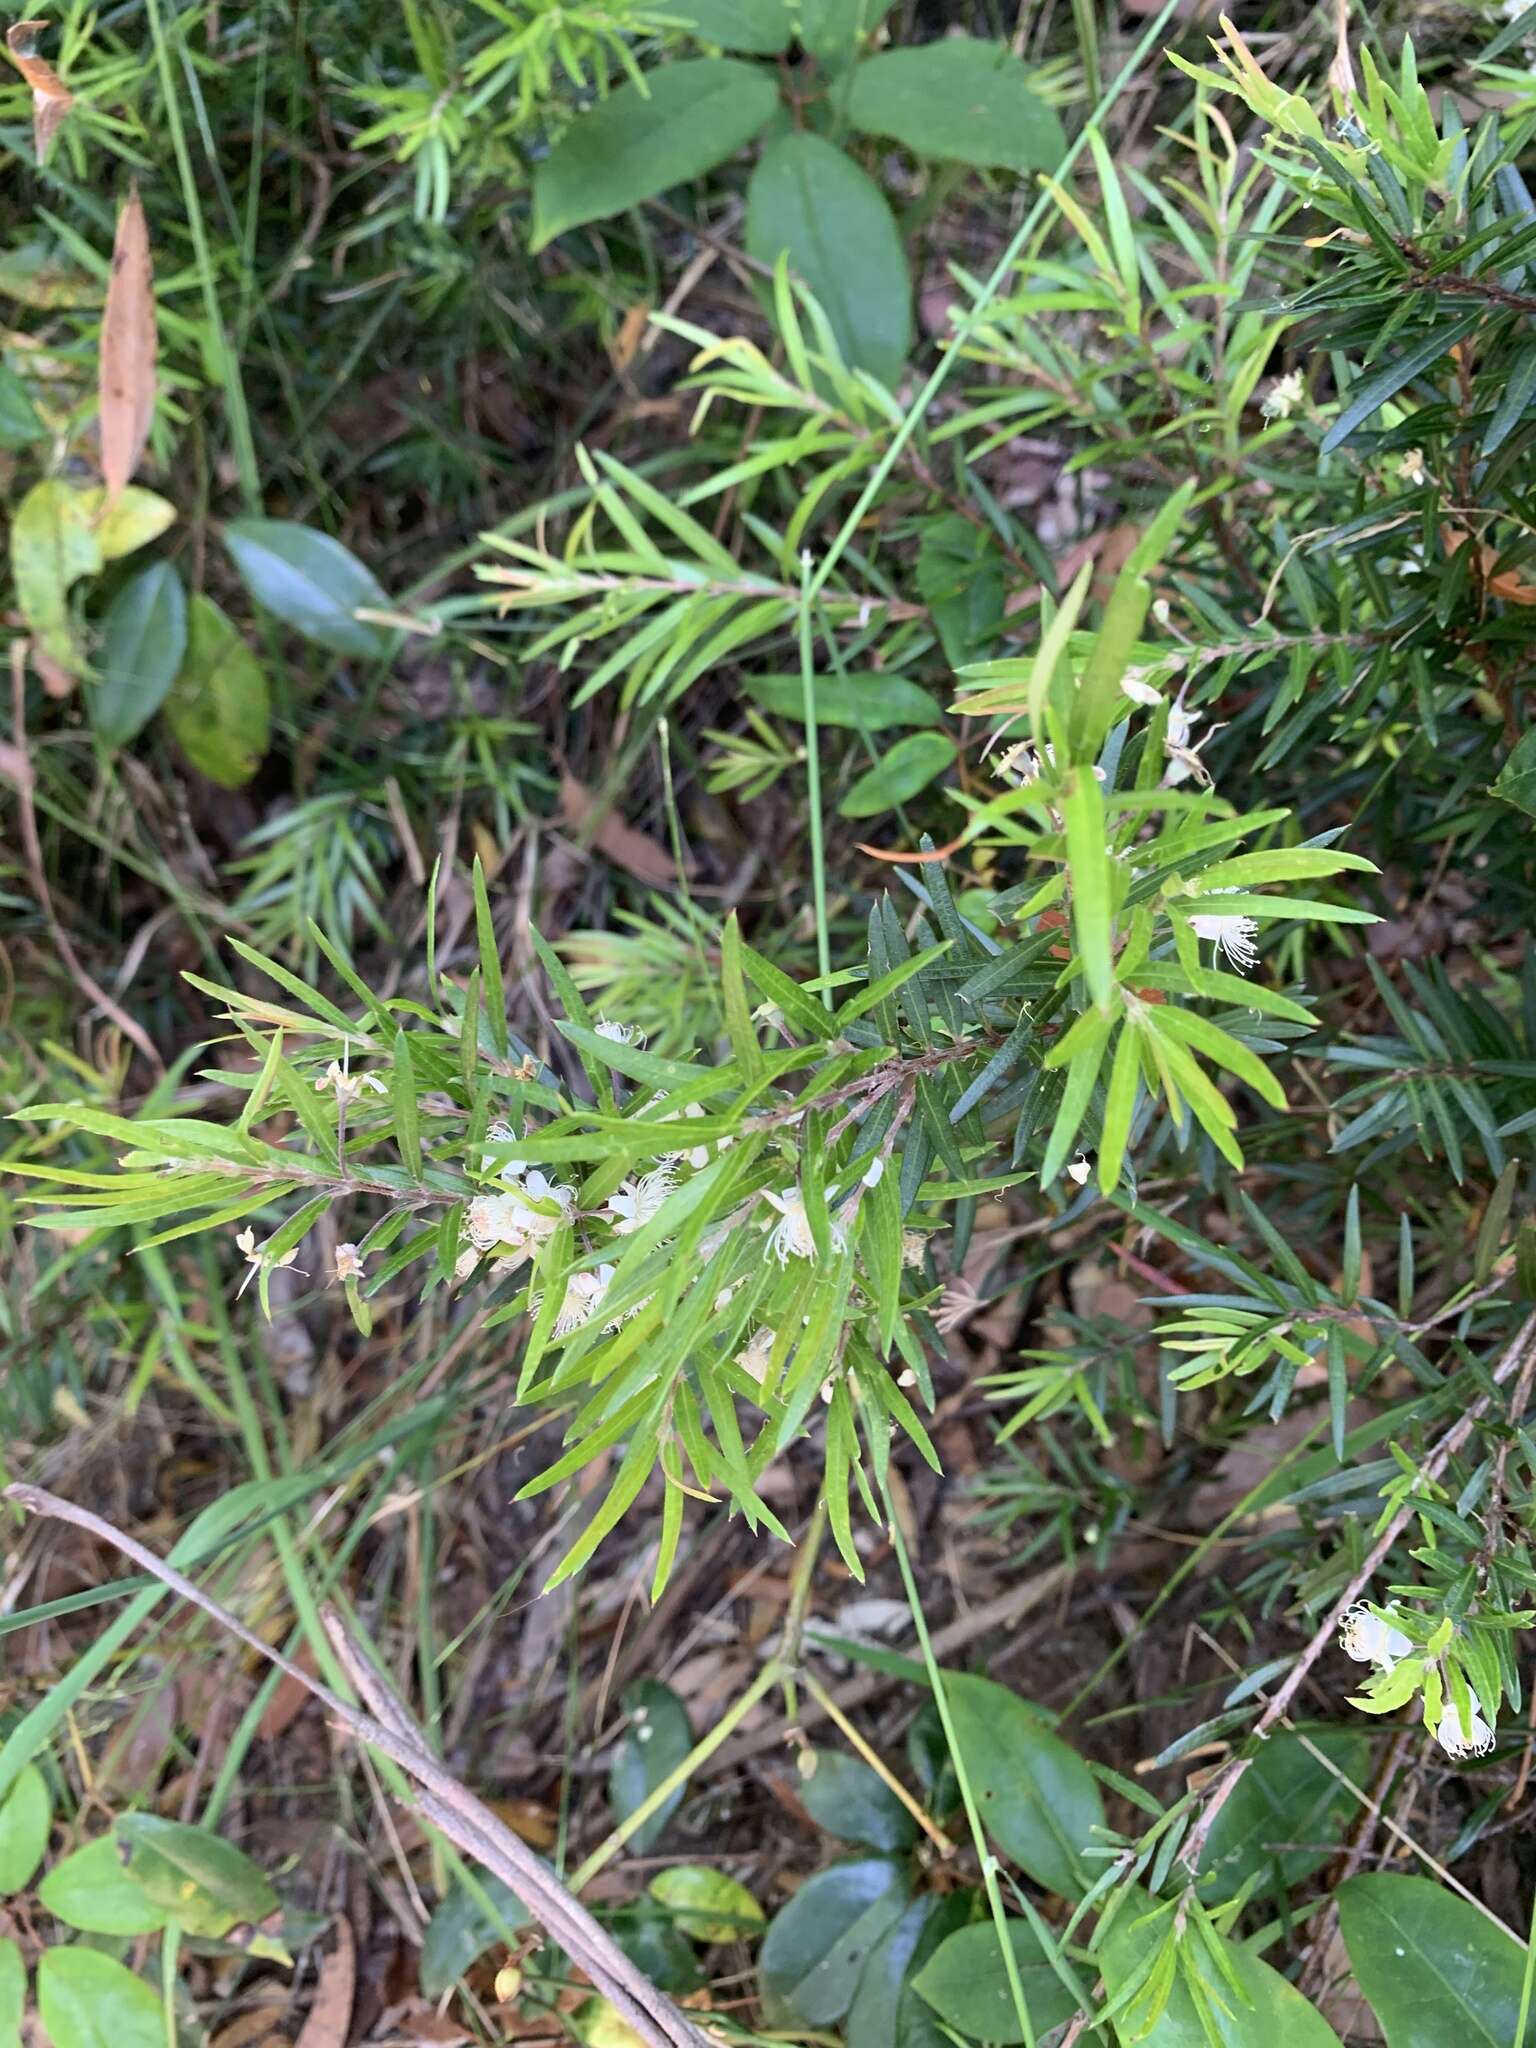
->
11, 477, 102, 682
164, 596, 271, 788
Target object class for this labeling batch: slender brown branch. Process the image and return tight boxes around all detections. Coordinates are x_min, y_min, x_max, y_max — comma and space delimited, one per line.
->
3, 1485, 709, 2048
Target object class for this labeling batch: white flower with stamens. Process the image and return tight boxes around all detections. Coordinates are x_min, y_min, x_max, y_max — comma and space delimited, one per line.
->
466, 1172, 573, 1252
1190, 897, 1260, 973
539, 1267, 612, 1337
595, 1017, 644, 1045
1261, 368, 1305, 420
314, 1060, 387, 1106
605, 1164, 677, 1236
333, 1242, 367, 1285
480, 1122, 530, 1183
1163, 701, 1219, 788
235, 1225, 299, 1298
1436, 1702, 1496, 1760
762, 1187, 846, 1265
1338, 1603, 1411, 1670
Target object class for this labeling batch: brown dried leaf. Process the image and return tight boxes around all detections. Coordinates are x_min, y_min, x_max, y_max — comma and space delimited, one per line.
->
5, 20, 73, 165
100, 188, 156, 504
295, 1917, 356, 2048
559, 772, 694, 887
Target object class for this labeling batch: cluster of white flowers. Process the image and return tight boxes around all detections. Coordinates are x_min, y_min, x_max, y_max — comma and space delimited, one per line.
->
1339, 1600, 1496, 1760
1261, 368, 1306, 420
762, 1186, 847, 1266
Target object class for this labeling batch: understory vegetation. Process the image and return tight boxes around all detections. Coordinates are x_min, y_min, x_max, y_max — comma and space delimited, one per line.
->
5, 1, 1536, 2043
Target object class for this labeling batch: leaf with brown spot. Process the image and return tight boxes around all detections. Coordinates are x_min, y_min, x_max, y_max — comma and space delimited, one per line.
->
100, 188, 156, 504
5, 20, 73, 164
559, 772, 694, 887
296, 1917, 356, 2048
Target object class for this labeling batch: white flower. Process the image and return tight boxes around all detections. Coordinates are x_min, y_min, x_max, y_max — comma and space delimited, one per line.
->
1397, 447, 1427, 487
594, 1017, 644, 1045
900, 1230, 927, 1270
1338, 1602, 1412, 1670
661, 1100, 720, 1171
1190, 907, 1260, 973
605, 1164, 677, 1236
314, 1059, 387, 1106
1436, 1702, 1496, 1760
735, 1326, 776, 1381
235, 1225, 300, 1298
333, 1242, 367, 1285
465, 1172, 573, 1253
997, 739, 1104, 788
539, 1266, 612, 1337
1067, 1156, 1091, 1186
1121, 669, 1162, 707
453, 1244, 481, 1283
762, 1187, 846, 1265
480, 1122, 530, 1183
861, 1156, 884, 1188
1261, 368, 1306, 421
1162, 701, 1218, 788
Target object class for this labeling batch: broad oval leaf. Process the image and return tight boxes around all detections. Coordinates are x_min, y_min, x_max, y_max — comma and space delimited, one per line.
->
93, 559, 186, 747
912, 1918, 1077, 2044
0, 1937, 21, 2048
1493, 727, 1536, 818
848, 36, 1066, 174
164, 594, 270, 788
747, 131, 912, 388
223, 518, 387, 659
759, 1855, 908, 2025
86, 486, 176, 564
797, 1750, 918, 1852
917, 514, 1005, 669
1337, 1873, 1532, 2047
942, 1672, 1102, 1899
609, 1899, 703, 1994
839, 731, 956, 819
847, 1890, 976, 2048
115, 1813, 278, 1938
609, 1678, 693, 1853
0, 1762, 50, 1894
648, 1864, 764, 1944
532, 61, 778, 251
36, 1947, 162, 2048
797, 0, 896, 60
1101, 1895, 1343, 2047
1197, 1728, 1370, 1902
420, 1869, 531, 1998
668, 0, 793, 52
37, 1836, 170, 1935
744, 670, 941, 731
11, 478, 103, 677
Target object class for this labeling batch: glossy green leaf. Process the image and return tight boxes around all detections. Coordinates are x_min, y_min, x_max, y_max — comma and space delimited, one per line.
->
943, 1672, 1102, 1898
1493, 727, 1536, 818
839, 732, 956, 817
848, 36, 1066, 173
847, 1891, 978, 2048
747, 132, 911, 388
115, 1813, 279, 1942
92, 559, 186, 747
223, 518, 387, 658
36, 1947, 162, 2048
1319, 310, 1481, 454
0, 1763, 50, 1895
0, 359, 42, 446
419, 1869, 531, 1998
0, 1937, 21, 2048
609, 1678, 693, 1853
1337, 1874, 1533, 2046
1198, 1729, 1370, 1902
913, 1918, 1077, 2044
668, 0, 793, 51
164, 595, 270, 788
797, 1750, 919, 1852
744, 671, 941, 730
532, 61, 778, 250
1101, 1896, 1344, 2046
796, 0, 895, 60
917, 515, 1005, 669
648, 1865, 764, 1944
759, 1855, 908, 2025
37, 1836, 170, 1935
609, 1899, 703, 1993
